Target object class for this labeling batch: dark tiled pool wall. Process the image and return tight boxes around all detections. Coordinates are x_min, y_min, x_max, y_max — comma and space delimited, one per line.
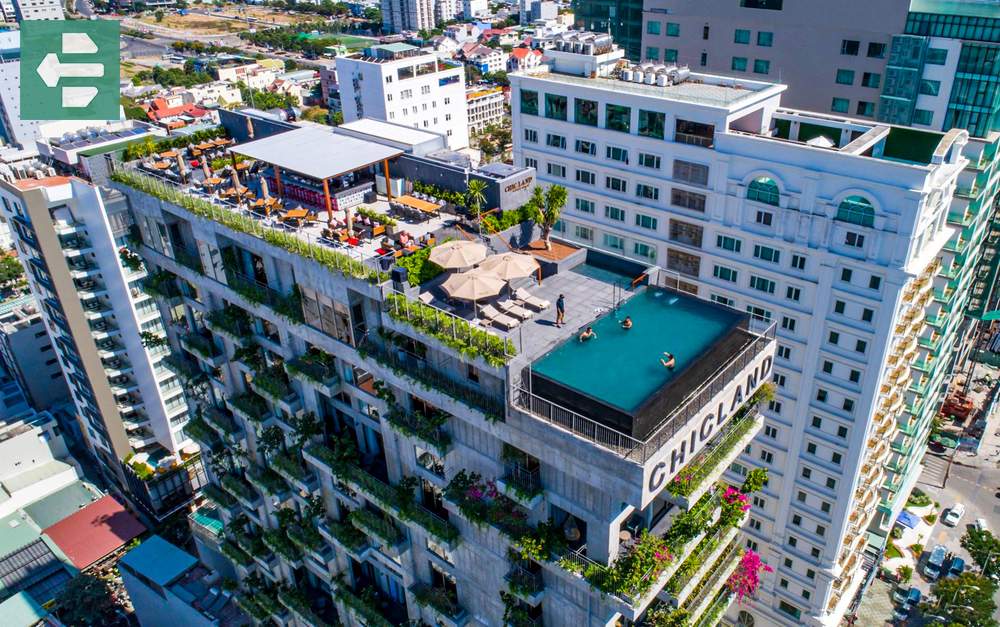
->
528, 367, 636, 435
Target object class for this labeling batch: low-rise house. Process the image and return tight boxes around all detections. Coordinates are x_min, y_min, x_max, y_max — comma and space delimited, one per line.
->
508, 45, 544, 71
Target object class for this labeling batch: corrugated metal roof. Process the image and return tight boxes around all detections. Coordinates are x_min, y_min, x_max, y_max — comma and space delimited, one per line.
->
119, 535, 197, 587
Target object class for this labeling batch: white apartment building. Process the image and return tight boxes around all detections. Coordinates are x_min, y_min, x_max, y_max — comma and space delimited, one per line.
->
336, 43, 469, 150
381, 0, 435, 33
0, 293, 71, 410
435, 0, 459, 23
0, 176, 204, 519
511, 34, 965, 626
466, 86, 506, 134
462, 0, 487, 18
1, 0, 63, 22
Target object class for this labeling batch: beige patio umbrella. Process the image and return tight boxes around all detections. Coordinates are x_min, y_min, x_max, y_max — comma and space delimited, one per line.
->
441, 268, 505, 314
429, 240, 488, 269
478, 252, 540, 281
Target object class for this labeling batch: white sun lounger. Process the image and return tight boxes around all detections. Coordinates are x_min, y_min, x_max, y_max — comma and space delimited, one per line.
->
480, 304, 520, 330
497, 299, 532, 321
514, 287, 551, 311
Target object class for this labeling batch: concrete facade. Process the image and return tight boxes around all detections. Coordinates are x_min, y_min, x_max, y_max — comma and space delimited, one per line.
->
381, 0, 435, 33
0, 294, 71, 410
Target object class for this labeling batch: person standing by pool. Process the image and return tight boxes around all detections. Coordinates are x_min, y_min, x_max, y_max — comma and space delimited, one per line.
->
660, 352, 676, 369
621, 316, 633, 330
579, 326, 597, 342
555, 294, 566, 327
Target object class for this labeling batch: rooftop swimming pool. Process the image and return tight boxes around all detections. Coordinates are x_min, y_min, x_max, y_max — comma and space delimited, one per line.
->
530, 287, 746, 436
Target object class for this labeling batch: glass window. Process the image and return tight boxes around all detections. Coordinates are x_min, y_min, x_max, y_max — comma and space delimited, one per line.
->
544, 94, 567, 120
753, 244, 780, 263
856, 101, 874, 117
735, 29, 750, 44
574, 225, 592, 241
638, 110, 666, 139
732, 56, 748, 71
753, 59, 770, 74
646, 21, 661, 35
665, 49, 679, 62
840, 40, 859, 55
717, 235, 742, 252
575, 139, 596, 155
862, 72, 881, 88
714, 265, 739, 282
606, 176, 627, 193
740, 0, 783, 8
673, 160, 709, 185
758, 31, 773, 46
672, 189, 707, 212
747, 176, 780, 206
750, 276, 776, 293
606, 146, 629, 163
913, 109, 933, 125
546, 163, 565, 178
636, 184, 659, 201
603, 233, 624, 250
520, 90, 538, 115
545, 133, 565, 148
835, 69, 854, 85
836, 195, 875, 227
918, 79, 941, 96
638, 153, 661, 169
605, 104, 631, 133
925, 48, 947, 65
634, 242, 656, 260
574, 98, 598, 126
605, 205, 625, 221
523, 128, 538, 143
635, 214, 658, 230
831, 97, 850, 113
867, 42, 886, 58
666, 22, 680, 36
575, 170, 595, 185
646, 46, 659, 61
575, 198, 594, 213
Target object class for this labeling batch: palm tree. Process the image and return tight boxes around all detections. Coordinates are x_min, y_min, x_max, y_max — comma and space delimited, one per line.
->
533, 184, 567, 250
466, 179, 489, 228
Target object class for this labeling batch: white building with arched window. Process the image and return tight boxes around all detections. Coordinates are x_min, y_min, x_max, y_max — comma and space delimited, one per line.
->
511, 34, 967, 627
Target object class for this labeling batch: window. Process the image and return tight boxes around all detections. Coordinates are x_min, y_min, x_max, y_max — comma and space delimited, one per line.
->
646, 47, 660, 61
760, 450, 774, 464
773, 373, 786, 387
633, 242, 656, 260
546, 133, 566, 149
638, 110, 666, 139
758, 31, 773, 46
831, 97, 850, 113
755, 210, 773, 226
574, 225, 593, 241
754, 244, 781, 263
606, 176, 627, 193
841, 39, 859, 55
765, 425, 778, 439
605, 205, 625, 221
606, 146, 629, 163
703, 25, 710, 39
636, 184, 659, 201
520, 89, 538, 115
837, 425, 849, 438
812, 416, 823, 428
816, 389, 828, 402
575, 139, 597, 155
712, 294, 735, 307
862, 308, 873, 322
841, 268, 853, 282
635, 214, 658, 230
750, 275, 776, 294
792, 513, 803, 525
524, 157, 537, 169
576, 169, 595, 185
791, 254, 806, 270
845, 232, 865, 248
675, 119, 715, 147
855, 339, 867, 353
673, 160, 709, 185
834, 300, 845, 314
717, 235, 742, 253
638, 153, 661, 169
862, 72, 881, 88
842, 398, 854, 412
777, 345, 791, 359
781, 316, 796, 332
731, 56, 748, 71
665, 49, 679, 62
646, 20, 660, 35
867, 42, 886, 58
714, 265, 739, 282
786, 287, 801, 301
753, 59, 770, 74
605, 104, 631, 133
734, 29, 750, 44
919, 79, 941, 96
801, 467, 812, 479
913, 109, 934, 125
524, 128, 538, 143
546, 163, 566, 178
700, 52, 707, 66
544, 93, 567, 120
747, 305, 771, 321
868, 276, 881, 290
926, 47, 947, 65
574, 98, 598, 126
836, 196, 875, 227
829, 331, 840, 345
741, 0, 783, 8
849, 370, 860, 383
825, 477, 836, 490
603, 233, 624, 250
831, 452, 842, 465
669, 220, 703, 246
822, 361, 833, 374
835, 69, 855, 85
856, 101, 875, 117
575, 198, 595, 213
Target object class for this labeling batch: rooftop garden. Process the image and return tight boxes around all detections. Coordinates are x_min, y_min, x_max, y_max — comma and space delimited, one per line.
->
394, 244, 444, 285
110, 169, 383, 283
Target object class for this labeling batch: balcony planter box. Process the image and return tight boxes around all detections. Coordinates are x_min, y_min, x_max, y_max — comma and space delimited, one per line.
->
204, 407, 244, 444
279, 590, 333, 627
505, 565, 545, 606
319, 519, 371, 561
383, 408, 452, 456
263, 530, 302, 568
682, 541, 741, 623
349, 509, 410, 559
227, 394, 273, 425
332, 580, 396, 627
285, 354, 340, 396
221, 475, 261, 510
220, 540, 253, 568
663, 524, 742, 608
246, 466, 290, 498
203, 484, 239, 517
184, 418, 219, 449
303, 546, 337, 582
272, 452, 318, 494
180, 334, 224, 366
250, 380, 302, 416
410, 583, 469, 627
234, 594, 272, 623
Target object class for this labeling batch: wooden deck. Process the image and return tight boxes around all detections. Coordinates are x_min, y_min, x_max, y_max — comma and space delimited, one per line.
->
519, 239, 581, 262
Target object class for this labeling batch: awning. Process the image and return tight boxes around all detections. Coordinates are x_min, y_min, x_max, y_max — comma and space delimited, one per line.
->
897, 510, 920, 529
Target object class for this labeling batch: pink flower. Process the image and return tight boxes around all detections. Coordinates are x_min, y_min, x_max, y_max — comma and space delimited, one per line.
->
728, 550, 771, 604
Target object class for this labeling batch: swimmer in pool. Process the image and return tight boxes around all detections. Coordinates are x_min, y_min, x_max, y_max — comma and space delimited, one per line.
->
579, 326, 597, 342
621, 316, 633, 330
660, 352, 676, 369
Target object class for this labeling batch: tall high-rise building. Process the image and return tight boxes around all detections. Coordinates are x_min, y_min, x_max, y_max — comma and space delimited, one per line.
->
0, 176, 206, 519
0, 293, 71, 410
510, 31, 969, 626
638, 1, 1000, 622
381, 0, 436, 34
572, 0, 644, 60
109, 107, 779, 625
0, 32, 41, 162
335, 44, 470, 150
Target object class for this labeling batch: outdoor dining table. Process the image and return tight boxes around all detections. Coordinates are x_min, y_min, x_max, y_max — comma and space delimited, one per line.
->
202, 177, 223, 187
159, 150, 178, 158
396, 195, 440, 214
151, 161, 171, 170
282, 208, 309, 220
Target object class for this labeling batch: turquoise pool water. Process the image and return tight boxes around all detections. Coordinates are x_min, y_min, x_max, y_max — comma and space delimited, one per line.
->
532, 288, 742, 412
571, 262, 637, 288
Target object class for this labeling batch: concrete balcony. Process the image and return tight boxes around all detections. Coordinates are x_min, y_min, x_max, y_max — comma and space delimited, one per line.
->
409, 584, 469, 627
180, 332, 225, 366
318, 517, 371, 561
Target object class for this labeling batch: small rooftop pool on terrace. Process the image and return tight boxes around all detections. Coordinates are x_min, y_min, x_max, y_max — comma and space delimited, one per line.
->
528, 286, 753, 441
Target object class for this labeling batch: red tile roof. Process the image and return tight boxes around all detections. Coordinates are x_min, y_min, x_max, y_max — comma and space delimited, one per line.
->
43, 495, 146, 569
510, 47, 541, 60
12, 176, 73, 191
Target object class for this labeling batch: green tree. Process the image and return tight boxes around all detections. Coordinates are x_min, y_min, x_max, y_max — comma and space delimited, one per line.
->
922, 572, 997, 627
0, 255, 23, 285
284, 58, 298, 71
56, 574, 117, 626
532, 185, 567, 250
466, 179, 488, 223
257, 425, 285, 459
331, 110, 344, 126
961, 528, 1000, 577
741, 468, 768, 494
154, 8, 164, 21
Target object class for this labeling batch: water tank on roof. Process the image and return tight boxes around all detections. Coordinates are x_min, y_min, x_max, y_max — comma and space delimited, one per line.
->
656, 73, 668, 86
632, 70, 644, 83
645, 72, 656, 84
676, 67, 691, 82
622, 69, 633, 81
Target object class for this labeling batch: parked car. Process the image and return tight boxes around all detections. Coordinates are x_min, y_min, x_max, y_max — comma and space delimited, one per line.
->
948, 556, 966, 577
893, 586, 910, 604
925, 544, 947, 579
974, 518, 989, 531
943, 503, 966, 526
905, 587, 922, 609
